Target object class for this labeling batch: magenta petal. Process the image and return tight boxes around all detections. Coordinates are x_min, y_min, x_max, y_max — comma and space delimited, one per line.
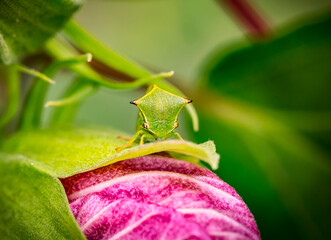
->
61, 156, 260, 240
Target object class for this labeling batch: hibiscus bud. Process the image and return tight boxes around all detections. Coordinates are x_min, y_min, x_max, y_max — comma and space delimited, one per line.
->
61, 156, 260, 240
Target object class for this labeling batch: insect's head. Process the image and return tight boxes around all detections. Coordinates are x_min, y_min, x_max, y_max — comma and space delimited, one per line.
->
130, 85, 192, 139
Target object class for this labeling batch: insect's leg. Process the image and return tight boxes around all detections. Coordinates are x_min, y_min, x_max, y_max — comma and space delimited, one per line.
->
117, 135, 131, 141
140, 134, 145, 145
116, 130, 143, 151
174, 132, 183, 140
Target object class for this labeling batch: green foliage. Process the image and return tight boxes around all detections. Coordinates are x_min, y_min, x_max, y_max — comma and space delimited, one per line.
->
59, 21, 200, 131
0, 153, 85, 240
204, 16, 331, 112
196, 14, 331, 240
63, 20, 150, 79
1, 127, 219, 178
19, 54, 94, 130
1, 1, 330, 239
0, 0, 85, 64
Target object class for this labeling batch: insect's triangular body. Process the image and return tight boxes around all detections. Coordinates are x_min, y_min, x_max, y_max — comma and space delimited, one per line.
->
131, 85, 191, 139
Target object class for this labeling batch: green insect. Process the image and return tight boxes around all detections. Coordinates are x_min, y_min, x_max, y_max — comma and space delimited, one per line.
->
116, 84, 192, 151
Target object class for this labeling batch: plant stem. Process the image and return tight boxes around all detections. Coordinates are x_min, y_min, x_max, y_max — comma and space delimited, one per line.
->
44, 39, 166, 89
217, 0, 271, 39
63, 20, 150, 79
44, 35, 199, 131
45, 84, 96, 108
0, 65, 19, 129
50, 79, 94, 126
15, 64, 55, 84
19, 54, 92, 130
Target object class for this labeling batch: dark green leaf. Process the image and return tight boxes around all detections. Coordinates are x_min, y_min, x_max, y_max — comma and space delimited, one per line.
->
0, 0, 85, 64
196, 14, 331, 240
0, 153, 85, 239
203, 15, 331, 112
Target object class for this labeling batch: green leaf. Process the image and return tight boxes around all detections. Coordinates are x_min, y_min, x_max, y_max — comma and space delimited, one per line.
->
0, 153, 85, 239
1, 127, 219, 178
203, 17, 331, 112
196, 14, 331, 240
0, 0, 85, 64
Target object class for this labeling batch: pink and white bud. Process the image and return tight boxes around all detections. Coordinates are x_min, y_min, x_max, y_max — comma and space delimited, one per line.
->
61, 156, 260, 240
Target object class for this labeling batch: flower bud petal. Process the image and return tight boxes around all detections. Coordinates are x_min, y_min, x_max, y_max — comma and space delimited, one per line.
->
61, 156, 260, 240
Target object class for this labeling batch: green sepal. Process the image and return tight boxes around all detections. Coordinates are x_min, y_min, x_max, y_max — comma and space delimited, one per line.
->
1, 126, 220, 178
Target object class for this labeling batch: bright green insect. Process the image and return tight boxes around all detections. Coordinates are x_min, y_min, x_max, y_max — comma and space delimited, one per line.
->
116, 84, 192, 151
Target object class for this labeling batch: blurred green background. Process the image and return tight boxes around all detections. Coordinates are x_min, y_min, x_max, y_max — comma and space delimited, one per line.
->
2, 0, 331, 239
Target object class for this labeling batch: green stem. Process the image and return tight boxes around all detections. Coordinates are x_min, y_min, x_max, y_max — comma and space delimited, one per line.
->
15, 64, 55, 84
45, 39, 167, 89
45, 84, 96, 108
63, 20, 150, 79
0, 65, 19, 129
19, 80, 48, 130
19, 54, 92, 130
46, 71, 173, 126
60, 22, 200, 131
15, 63, 57, 129
50, 79, 93, 126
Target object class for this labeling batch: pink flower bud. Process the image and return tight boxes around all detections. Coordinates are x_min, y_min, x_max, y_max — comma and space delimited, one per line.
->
61, 156, 260, 240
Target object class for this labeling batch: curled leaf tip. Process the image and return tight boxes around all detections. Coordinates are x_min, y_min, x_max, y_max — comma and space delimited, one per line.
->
86, 53, 92, 62
0, 33, 14, 64
16, 65, 56, 84
44, 101, 54, 108
161, 70, 174, 78
46, 76, 56, 84
34, 71, 56, 84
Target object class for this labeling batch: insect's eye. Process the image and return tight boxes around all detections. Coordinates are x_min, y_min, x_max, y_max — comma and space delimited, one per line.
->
143, 123, 149, 129
174, 122, 178, 129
